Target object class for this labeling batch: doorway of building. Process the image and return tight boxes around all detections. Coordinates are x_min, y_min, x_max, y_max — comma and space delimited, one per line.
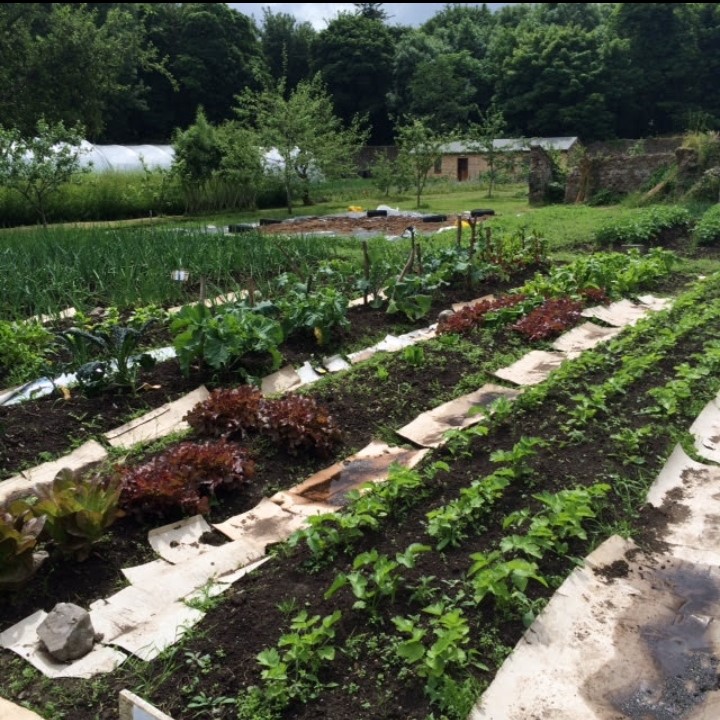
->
457, 157, 469, 181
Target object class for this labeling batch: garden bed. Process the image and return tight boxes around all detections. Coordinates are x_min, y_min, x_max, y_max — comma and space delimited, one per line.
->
1, 243, 715, 720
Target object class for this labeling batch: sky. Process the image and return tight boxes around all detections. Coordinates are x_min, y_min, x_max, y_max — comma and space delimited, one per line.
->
229, 3, 509, 30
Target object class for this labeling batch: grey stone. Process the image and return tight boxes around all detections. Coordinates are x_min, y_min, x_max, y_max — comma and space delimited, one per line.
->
37, 603, 95, 662
437, 309, 455, 323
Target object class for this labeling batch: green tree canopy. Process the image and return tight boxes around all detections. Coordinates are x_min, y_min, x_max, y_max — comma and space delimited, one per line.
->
259, 8, 315, 92
0, 118, 90, 228
0, 3, 164, 140
609, 3, 700, 136
136, 3, 266, 141
490, 22, 615, 140
311, 12, 395, 144
236, 74, 368, 213
395, 117, 447, 208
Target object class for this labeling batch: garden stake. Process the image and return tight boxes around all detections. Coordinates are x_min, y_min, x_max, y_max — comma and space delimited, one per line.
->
362, 240, 370, 306
396, 227, 417, 285
456, 215, 463, 248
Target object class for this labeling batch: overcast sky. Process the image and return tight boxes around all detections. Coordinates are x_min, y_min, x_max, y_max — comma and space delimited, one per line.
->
229, 3, 509, 30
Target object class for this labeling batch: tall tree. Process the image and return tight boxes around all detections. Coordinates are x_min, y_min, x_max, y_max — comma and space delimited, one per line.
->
260, 9, 315, 92
311, 13, 395, 144
490, 23, 615, 140
609, 3, 699, 136
134, 3, 265, 142
354, 4, 388, 22
690, 4, 720, 129
407, 52, 482, 132
531, 3, 606, 31
389, 30, 445, 120
235, 75, 368, 213
0, 4, 164, 140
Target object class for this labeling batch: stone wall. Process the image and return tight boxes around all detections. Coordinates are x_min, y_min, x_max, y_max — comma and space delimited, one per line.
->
565, 153, 674, 202
528, 146, 555, 205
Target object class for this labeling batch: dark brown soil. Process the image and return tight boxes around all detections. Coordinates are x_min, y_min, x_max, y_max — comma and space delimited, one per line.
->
0, 243, 712, 720
255, 212, 467, 239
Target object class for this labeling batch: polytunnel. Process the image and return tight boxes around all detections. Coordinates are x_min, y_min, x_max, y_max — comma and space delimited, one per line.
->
76, 141, 175, 172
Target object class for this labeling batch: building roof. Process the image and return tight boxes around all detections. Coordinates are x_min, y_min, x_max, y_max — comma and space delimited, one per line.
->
439, 137, 579, 154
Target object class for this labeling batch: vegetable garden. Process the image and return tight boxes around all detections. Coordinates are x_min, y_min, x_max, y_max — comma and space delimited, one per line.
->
2, 202, 720, 720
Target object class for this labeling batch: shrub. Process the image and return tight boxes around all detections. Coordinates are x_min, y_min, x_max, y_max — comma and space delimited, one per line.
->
0, 320, 53, 387
694, 204, 720, 246
593, 205, 691, 248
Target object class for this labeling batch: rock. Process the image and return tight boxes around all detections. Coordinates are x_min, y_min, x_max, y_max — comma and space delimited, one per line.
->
438, 309, 455, 323
37, 603, 96, 662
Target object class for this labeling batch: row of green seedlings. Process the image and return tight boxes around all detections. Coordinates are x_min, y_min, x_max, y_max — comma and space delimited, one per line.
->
284, 251, 681, 567
233, 273, 720, 718
559, 294, 720, 441
423, 289, 720, 556
0, 388, 342, 590
239, 443, 610, 720
509, 271, 720, 426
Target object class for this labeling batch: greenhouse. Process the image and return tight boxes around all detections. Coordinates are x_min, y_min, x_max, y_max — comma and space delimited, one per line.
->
76, 142, 175, 172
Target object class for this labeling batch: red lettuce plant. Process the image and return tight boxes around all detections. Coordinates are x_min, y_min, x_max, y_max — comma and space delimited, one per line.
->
260, 395, 342, 457
437, 294, 528, 335
511, 297, 584, 342
580, 287, 610, 305
119, 439, 255, 518
185, 386, 264, 438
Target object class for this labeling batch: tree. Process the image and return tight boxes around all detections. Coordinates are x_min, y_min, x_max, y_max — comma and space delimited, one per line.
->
609, 3, 700, 137
0, 4, 166, 140
216, 122, 264, 210
407, 52, 482, 132
135, 3, 266, 141
467, 105, 509, 198
172, 107, 223, 211
311, 13, 395, 144
0, 118, 90, 228
236, 74, 368, 213
354, 4, 389, 22
259, 8, 315, 92
490, 23, 615, 140
395, 118, 447, 208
